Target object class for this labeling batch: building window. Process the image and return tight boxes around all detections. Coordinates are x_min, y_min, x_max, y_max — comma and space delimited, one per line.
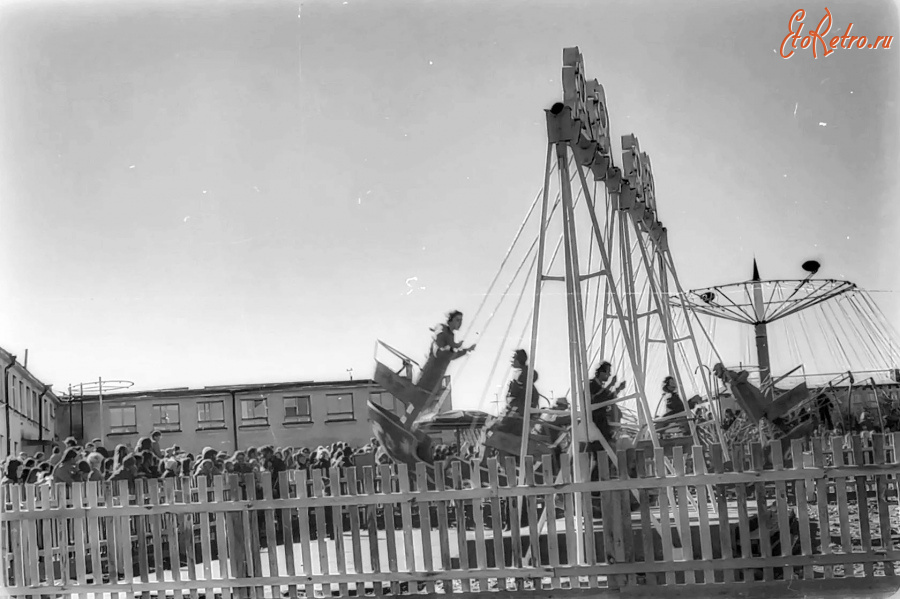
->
109, 406, 138, 434
326, 393, 354, 421
152, 404, 181, 431
241, 398, 268, 426
10, 376, 16, 410
370, 392, 398, 414
30, 390, 37, 420
284, 395, 312, 423
197, 401, 226, 429
18, 381, 24, 413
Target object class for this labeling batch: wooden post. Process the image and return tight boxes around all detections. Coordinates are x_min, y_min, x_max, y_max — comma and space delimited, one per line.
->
518, 141, 554, 474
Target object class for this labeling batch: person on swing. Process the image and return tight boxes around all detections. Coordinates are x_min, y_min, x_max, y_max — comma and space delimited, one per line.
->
493, 349, 540, 435
416, 310, 476, 401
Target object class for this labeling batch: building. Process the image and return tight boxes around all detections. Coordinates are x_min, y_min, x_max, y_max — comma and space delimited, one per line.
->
58, 378, 453, 454
1, 346, 63, 458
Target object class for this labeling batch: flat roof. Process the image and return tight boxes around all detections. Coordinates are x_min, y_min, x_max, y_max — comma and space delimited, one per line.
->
63, 379, 381, 402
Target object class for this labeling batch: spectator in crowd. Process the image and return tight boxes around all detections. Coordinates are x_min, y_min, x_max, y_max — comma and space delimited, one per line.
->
52, 448, 82, 484
150, 430, 164, 459
2, 459, 23, 486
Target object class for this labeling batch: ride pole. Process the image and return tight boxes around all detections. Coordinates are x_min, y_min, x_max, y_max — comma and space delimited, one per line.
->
98, 376, 104, 448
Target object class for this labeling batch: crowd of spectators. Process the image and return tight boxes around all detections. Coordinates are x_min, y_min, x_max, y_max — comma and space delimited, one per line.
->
0, 429, 465, 488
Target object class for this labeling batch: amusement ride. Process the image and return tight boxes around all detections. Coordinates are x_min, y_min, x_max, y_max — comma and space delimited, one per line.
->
364, 48, 900, 557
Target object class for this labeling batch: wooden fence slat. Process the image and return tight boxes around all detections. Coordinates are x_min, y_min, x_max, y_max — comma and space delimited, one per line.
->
831, 436, 854, 577
413, 463, 436, 594
598, 452, 619, 590
311, 468, 333, 598
521, 457, 539, 568
9, 485, 25, 590
147, 481, 167, 591
633, 450, 657, 586
179, 477, 199, 599
226, 475, 250, 599
523, 456, 543, 588
55, 482, 72, 585
653, 448, 676, 586
242, 474, 264, 599
769, 440, 793, 582
790, 439, 815, 580
732, 446, 754, 582
22, 484, 41, 590
70, 482, 89, 598
614, 450, 633, 588
329, 466, 349, 597
487, 458, 508, 590
750, 443, 774, 582
195, 478, 214, 599
450, 460, 472, 593
851, 436, 875, 578
126, 480, 146, 599
378, 464, 401, 595
259, 472, 282, 599
124, 480, 139, 593
558, 456, 577, 589
342, 467, 363, 583
396, 463, 417, 586
38, 485, 56, 590
118, 480, 135, 596
277, 471, 298, 599
362, 467, 384, 596
709, 445, 733, 583
580, 452, 598, 590
468, 460, 489, 588
541, 454, 562, 590
84, 483, 103, 593
102, 481, 115, 594
691, 445, 715, 585
212, 476, 233, 599
873, 434, 896, 576
672, 446, 695, 585
162, 478, 185, 599
503, 456, 524, 582
293, 469, 314, 599
812, 438, 833, 579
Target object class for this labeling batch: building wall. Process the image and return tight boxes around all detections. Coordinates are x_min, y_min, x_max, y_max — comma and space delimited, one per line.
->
0, 347, 61, 459
58, 380, 428, 454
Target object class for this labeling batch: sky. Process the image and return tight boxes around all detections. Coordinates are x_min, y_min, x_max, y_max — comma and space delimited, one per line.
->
0, 0, 898, 411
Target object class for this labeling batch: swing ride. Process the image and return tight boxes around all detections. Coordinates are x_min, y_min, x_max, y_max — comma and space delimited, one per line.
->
369, 46, 726, 477
683, 259, 900, 448
366, 47, 899, 553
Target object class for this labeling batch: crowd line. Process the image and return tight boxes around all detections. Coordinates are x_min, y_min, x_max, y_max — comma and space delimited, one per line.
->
1, 430, 465, 488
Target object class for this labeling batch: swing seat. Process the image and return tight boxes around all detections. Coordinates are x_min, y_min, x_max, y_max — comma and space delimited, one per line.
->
373, 360, 429, 414
484, 430, 552, 460
729, 380, 771, 422
764, 383, 810, 420
368, 401, 434, 467
776, 418, 816, 442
